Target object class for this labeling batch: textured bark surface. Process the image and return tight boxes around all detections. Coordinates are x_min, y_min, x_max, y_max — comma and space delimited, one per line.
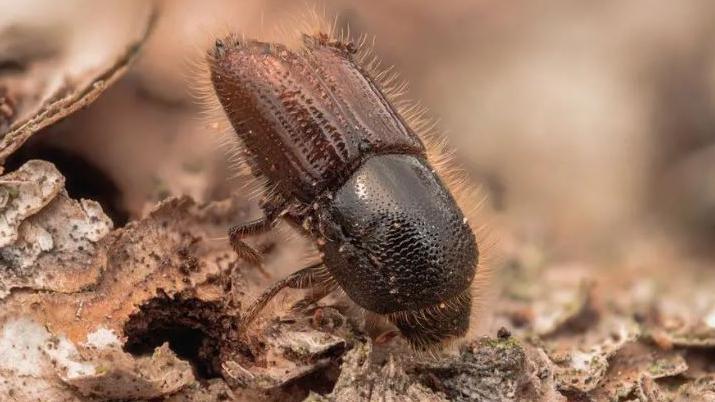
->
2, 160, 715, 401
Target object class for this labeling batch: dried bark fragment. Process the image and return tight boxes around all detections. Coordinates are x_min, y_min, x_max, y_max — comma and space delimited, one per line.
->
0, 2, 157, 161
647, 318, 715, 349
637, 278, 715, 350
588, 342, 688, 401
61, 343, 195, 400
675, 375, 715, 401
324, 341, 446, 402
165, 379, 237, 401
314, 332, 563, 402
0, 159, 352, 400
0, 159, 65, 246
414, 337, 564, 402
0, 190, 239, 400
222, 313, 348, 390
0, 317, 193, 401
498, 256, 595, 336
546, 316, 640, 395
0, 160, 111, 298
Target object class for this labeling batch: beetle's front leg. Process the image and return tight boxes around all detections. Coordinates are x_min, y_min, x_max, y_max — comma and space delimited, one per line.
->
228, 216, 274, 266
228, 198, 288, 276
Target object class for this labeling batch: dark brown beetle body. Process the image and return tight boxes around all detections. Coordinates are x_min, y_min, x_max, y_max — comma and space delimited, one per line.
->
209, 33, 478, 348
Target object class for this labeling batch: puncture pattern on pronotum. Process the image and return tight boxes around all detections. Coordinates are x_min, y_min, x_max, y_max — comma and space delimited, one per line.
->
200, 15, 488, 350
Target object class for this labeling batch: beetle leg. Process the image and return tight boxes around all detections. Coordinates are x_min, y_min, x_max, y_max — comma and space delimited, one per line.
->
228, 196, 289, 275
228, 216, 277, 278
290, 282, 339, 312
241, 262, 326, 327
229, 217, 272, 260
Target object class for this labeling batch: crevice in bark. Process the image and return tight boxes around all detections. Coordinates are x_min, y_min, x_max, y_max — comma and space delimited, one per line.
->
5, 138, 129, 226
123, 292, 233, 380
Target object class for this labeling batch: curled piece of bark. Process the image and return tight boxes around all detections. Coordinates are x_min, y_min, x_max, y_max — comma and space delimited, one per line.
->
55, 342, 195, 400
0, 2, 157, 162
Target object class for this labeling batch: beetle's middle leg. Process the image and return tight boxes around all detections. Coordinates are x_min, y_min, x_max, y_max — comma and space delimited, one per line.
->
290, 276, 339, 312
241, 262, 332, 327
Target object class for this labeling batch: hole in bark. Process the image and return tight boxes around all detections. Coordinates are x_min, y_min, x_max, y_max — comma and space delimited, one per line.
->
123, 293, 233, 380
5, 139, 129, 226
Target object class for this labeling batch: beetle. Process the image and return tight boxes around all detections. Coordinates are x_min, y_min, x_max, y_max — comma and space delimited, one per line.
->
207, 31, 479, 349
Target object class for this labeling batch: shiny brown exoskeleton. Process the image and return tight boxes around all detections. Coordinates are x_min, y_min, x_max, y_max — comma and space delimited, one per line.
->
208, 33, 478, 349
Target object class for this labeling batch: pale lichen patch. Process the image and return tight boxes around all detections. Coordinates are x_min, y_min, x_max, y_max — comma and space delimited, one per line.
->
0, 318, 52, 377
83, 327, 121, 349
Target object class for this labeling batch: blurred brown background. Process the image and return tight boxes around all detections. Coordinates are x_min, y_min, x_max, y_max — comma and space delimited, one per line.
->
7, 0, 715, 262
